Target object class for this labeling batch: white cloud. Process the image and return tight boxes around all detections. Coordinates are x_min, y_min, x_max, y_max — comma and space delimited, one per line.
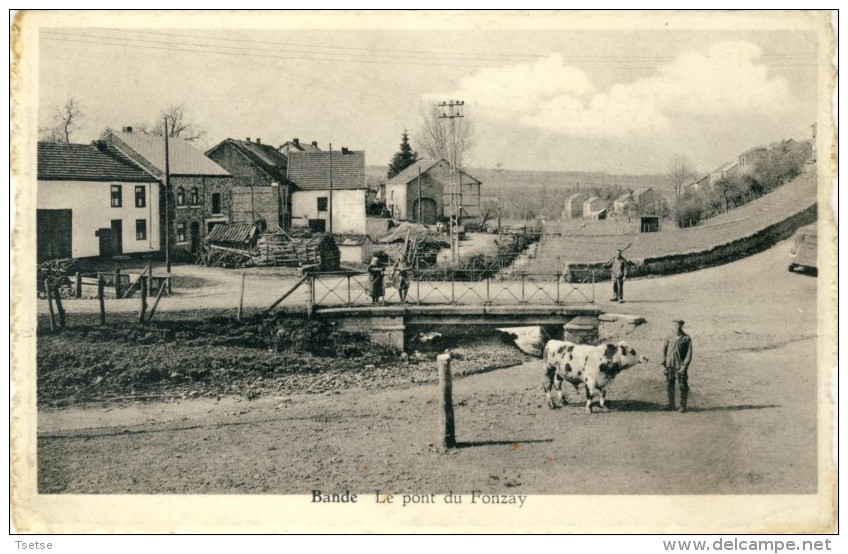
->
432, 42, 792, 138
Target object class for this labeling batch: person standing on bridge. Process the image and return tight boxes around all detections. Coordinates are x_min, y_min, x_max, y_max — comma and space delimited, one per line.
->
662, 319, 693, 413
604, 249, 631, 303
390, 256, 411, 304
368, 255, 385, 304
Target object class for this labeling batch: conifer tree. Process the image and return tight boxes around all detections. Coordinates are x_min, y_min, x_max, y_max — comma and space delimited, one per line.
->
387, 130, 419, 178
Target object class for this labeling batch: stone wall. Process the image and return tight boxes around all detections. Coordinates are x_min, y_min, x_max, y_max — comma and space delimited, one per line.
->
563, 203, 817, 281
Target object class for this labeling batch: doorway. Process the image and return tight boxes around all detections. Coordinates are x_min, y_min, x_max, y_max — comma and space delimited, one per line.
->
190, 221, 201, 252
413, 198, 438, 225
110, 219, 123, 255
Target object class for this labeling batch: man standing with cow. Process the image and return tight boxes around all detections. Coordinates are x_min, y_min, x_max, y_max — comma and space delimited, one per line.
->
662, 319, 693, 412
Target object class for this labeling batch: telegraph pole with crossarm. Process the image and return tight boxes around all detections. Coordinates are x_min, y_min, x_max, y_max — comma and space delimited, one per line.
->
438, 100, 464, 265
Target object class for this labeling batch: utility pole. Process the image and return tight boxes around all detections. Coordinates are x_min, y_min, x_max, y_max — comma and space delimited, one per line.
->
328, 143, 333, 235
417, 165, 423, 224
163, 118, 171, 273
438, 100, 464, 265
495, 163, 503, 233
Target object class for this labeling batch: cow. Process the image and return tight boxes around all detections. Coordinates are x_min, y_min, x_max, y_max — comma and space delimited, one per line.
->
542, 340, 648, 413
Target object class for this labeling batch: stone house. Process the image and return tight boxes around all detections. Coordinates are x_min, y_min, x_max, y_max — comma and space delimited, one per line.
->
205, 137, 294, 230
562, 192, 588, 219
104, 128, 232, 255
384, 159, 482, 227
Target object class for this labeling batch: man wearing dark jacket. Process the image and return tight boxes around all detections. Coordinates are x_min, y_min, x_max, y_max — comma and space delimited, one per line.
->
662, 319, 693, 412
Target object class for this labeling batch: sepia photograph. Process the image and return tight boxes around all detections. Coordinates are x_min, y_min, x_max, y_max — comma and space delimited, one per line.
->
10, 9, 837, 533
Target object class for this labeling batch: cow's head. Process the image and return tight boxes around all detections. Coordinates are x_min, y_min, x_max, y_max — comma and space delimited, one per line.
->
600, 341, 648, 376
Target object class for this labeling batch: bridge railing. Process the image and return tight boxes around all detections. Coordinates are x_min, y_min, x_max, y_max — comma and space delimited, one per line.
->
308, 270, 595, 308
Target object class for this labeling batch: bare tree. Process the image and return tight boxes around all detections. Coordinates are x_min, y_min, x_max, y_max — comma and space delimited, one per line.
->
669, 154, 696, 201
414, 103, 474, 167
39, 98, 83, 143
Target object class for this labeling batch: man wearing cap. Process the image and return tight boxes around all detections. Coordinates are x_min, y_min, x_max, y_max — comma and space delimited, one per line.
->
604, 249, 630, 303
662, 319, 693, 412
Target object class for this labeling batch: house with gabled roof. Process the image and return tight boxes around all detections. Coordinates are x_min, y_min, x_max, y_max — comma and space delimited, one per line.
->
562, 192, 588, 219
37, 141, 161, 261
278, 138, 322, 157
206, 137, 294, 230
104, 128, 232, 254
384, 159, 482, 226
287, 148, 368, 235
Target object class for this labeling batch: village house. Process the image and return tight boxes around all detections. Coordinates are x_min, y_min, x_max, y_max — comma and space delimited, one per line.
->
709, 160, 739, 186
278, 138, 321, 157
684, 174, 711, 194
562, 192, 588, 219
612, 192, 636, 215
384, 159, 483, 227
287, 148, 367, 235
583, 196, 608, 219
737, 146, 767, 177
104, 128, 232, 254
36, 141, 161, 262
205, 137, 294, 230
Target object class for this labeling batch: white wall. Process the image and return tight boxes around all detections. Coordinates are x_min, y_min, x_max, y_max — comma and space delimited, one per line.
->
291, 189, 366, 234
37, 180, 160, 258
385, 183, 408, 220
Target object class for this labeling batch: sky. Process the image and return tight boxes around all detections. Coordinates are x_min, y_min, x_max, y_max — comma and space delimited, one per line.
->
37, 25, 820, 175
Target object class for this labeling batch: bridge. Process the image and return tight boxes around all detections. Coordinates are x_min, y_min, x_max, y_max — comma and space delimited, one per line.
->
304, 271, 601, 349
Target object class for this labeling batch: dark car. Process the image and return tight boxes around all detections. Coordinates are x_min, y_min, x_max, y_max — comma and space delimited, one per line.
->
788, 224, 817, 274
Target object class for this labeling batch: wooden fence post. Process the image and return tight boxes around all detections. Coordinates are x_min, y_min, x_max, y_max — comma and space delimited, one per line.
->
97, 274, 106, 325
237, 272, 245, 320
114, 269, 122, 298
74, 271, 82, 298
437, 353, 456, 450
53, 286, 66, 328
44, 280, 55, 332
138, 276, 148, 324
306, 276, 314, 317
147, 280, 166, 323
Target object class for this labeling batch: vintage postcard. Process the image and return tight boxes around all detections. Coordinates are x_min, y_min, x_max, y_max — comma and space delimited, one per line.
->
10, 10, 837, 533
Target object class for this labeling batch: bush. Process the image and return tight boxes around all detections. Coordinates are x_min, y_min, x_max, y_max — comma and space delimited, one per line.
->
675, 192, 705, 228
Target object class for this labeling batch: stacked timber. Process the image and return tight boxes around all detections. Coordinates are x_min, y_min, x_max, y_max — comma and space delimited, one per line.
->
255, 231, 340, 271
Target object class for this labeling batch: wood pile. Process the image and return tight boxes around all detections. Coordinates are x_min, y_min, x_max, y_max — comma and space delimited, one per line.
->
256, 231, 340, 271
195, 229, 341, 271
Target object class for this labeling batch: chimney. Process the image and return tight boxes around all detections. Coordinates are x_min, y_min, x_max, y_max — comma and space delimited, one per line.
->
256, 138, 261, 145
311, 141, 318, 147
341, 147, 349, 155
293, 138, 300, 147
122, 126, 133, 133
95, 140, 108, 152
246, 137, 251, 143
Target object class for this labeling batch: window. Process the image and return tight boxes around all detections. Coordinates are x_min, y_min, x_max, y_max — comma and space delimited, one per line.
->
317, 197, 328, 212
135, 186, 146, 207
190, 187, 199, 205
176, 187, 185, 206
211, 193, 222, 214
176, 222, 187, 242
111, 185, 122, 207
135, 219, 147, 240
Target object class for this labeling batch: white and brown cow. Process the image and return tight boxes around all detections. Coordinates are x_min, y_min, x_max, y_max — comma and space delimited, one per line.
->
542, 340, 648, 413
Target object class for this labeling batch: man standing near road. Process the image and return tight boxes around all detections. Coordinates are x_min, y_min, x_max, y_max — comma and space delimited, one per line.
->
604, 249, 630, 303
662, 319, 693, 412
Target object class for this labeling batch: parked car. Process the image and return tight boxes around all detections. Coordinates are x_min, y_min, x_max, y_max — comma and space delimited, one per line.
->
788, 224, 817, 274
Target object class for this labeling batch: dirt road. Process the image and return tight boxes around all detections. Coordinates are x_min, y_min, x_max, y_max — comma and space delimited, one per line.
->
37, 240, 819, 494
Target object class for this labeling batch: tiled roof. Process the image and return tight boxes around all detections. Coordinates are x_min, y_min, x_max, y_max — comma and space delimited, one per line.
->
333, 233, 372, 246
37, 142, 158, 182
108, 131, 230, 176
614, 192, 633, 202
287, 150, 366, 191
565, 192, 587, 202
739, 146, 766, 157
386, 159, 482, 187
386, 159, 442, 185
278, 140, 322, 154
208, 139, 289, 182
207, 223, 258, 244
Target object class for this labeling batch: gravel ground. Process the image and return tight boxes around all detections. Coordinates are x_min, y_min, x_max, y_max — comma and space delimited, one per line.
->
36, 239, 821, 497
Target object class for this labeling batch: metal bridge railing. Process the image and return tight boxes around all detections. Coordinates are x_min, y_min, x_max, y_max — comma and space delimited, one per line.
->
307, 270, 595, 308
